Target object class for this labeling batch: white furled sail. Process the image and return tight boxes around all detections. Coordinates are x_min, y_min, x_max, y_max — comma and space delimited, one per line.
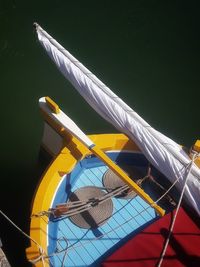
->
34, 23, 200, 216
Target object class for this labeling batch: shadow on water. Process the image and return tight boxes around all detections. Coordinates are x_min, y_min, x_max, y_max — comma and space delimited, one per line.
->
0, 158, 46, 267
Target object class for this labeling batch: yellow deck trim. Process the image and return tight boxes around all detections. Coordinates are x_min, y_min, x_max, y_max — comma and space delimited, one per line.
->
26, 133, 139, 266
193, 140, 200, 153
45, 96, 60, 114
192, 140, 200, 168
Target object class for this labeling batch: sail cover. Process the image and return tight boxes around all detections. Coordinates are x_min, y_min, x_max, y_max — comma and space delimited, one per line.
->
35, 23, 200, 216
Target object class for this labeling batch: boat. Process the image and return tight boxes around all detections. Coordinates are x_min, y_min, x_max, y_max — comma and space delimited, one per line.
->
26, 23, 200, 267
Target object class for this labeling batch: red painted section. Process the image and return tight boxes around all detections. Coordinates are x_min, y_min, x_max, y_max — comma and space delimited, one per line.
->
102, 207, 200, 267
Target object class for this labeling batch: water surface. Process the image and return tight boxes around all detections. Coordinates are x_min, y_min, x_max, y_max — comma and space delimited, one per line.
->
0, 1, 199, 266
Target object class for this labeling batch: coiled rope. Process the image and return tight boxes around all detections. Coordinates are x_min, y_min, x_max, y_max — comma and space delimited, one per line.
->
32, 165, 176, 219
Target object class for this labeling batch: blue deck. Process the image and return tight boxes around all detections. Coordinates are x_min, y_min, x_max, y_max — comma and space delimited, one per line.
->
47, 152, 158, 266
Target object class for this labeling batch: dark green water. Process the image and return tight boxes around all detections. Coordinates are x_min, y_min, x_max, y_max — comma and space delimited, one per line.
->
0, 1, 199, 266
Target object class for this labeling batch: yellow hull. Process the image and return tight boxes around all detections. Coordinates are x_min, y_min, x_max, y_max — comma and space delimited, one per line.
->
26, 133, 140, 266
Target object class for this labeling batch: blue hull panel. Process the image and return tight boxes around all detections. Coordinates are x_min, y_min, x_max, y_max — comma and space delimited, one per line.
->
48, 152, 157, 266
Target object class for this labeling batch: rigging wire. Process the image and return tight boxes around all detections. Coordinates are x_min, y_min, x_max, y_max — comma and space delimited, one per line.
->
0, 209, 47, 267
157, 151, 199, 267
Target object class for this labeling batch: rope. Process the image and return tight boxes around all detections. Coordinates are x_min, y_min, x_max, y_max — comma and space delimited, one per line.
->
47, 198, 154, 259
0, 209, 47, 266
29, 157, 198, 264
2, 152, 197, 266
45, 166, 179, 261
32, 184, 132, 218
157, 152, 198, 267
32, 171, 180, 263
55, 184, 130, 217
33, 165, 174, 219
38, 160, 195, 262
